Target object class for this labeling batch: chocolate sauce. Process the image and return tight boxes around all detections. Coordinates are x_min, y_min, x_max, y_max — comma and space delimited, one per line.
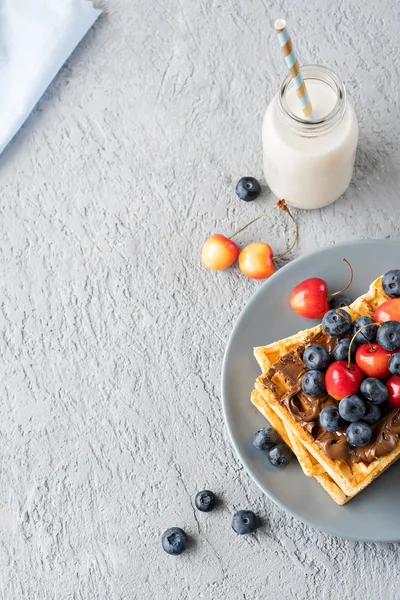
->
259, 329, 400, 465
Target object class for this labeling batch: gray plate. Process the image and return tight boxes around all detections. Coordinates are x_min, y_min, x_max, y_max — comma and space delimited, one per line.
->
221, 239, 400, 542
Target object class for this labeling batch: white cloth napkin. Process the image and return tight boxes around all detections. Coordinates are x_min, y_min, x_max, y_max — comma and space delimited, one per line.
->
0, 0, 101, 155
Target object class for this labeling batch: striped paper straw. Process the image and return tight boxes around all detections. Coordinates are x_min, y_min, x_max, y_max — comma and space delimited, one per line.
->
274, 19, 314, 120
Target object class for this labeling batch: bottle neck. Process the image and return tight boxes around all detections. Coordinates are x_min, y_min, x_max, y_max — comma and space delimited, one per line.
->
278, 65, 347, 137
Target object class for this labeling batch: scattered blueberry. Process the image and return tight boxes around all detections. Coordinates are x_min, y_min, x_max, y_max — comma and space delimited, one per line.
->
376, 321, 400, 351
362, 401, 381, 425
388, 353, 400, 376
346, 421, 372, 447
332, 338, 358, 362
302, 369, 325, 396
338, 395, 366, 422
235, 177, 261, 201
268, 443, 292, 468
330, 294, 353, 310
352, 316, 377, 345
195, 490, 216, 512
303, 344, 331, 370
382, 269, 400, 297
162, 527, 188, 555
359, 378, 388, 405
252, 426, 279, 451
319, 406, 345, 432
231, 510, 258, 535
322, 308, 352, 338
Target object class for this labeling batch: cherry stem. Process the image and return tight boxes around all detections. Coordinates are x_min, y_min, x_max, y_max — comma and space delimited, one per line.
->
347, 321, 383, 370
328, 259, 353, 298
228, 200, 298, 259
228, 204, 277, 239
273, 201, 298, 261
358, 329, 374, 350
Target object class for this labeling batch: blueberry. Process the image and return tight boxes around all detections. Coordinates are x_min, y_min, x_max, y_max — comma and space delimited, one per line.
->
330, 294, 353, 309
268, 443, 292, 468
352, 316, 377, 345
362, 401, 381, 425
235, 177, 261, 201
322, 309, 352, 338
231, 510, 258, 535
332, 338, 358, 362
303, 344, 330, 370
346, 422, 372, 447
388, 353, 400, 376
319, 406, 345, 432
162, 527, 188, 555
252, 426, 279, 451
376, 321, 400, 351
301, 369, 325, 396
195, 490, 216, 512
359, 378, 388, 405
382, 269, 400, 297
338, 395, 366, 422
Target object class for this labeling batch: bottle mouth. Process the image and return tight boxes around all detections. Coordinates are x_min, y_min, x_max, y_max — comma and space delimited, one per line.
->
278, 65, 347, 136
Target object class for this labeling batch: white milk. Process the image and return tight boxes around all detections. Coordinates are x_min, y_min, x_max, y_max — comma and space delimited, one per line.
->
262, 66, 358, 209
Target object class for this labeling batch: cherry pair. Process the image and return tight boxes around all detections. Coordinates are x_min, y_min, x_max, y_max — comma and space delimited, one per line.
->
202, 200, 297, 280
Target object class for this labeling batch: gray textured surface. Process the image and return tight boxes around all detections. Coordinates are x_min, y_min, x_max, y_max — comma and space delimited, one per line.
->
1, 1, 400, 599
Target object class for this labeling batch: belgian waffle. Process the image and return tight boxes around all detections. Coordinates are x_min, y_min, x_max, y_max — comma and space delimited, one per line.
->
251, 390, 352, 504
251, 276, 400, 504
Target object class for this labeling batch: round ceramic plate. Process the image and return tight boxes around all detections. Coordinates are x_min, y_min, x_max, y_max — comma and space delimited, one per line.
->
222, 239, 400, 542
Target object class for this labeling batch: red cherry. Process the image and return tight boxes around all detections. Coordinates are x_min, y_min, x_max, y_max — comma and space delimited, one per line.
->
325, 360, 364, 400
290, 278, 329, 319
290, 258, 353, 319
355, 343, 393, 379
374, 298, 400, 323
386, 375, 400, 407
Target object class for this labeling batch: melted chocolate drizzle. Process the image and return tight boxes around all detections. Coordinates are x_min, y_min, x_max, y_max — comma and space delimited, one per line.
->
260, 330, 400, 465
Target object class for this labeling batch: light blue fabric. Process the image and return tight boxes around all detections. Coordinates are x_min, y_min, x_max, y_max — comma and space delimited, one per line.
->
0, 0, 101, 156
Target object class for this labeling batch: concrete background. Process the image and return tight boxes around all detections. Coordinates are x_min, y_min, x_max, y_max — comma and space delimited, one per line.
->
1, 0, 400, 598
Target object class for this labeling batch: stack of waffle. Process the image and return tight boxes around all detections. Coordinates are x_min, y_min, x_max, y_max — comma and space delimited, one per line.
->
251, 276, 400, 504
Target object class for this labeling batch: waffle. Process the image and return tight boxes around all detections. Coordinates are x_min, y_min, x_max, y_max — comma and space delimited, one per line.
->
251, 388, 325, 477
253, 276, 390, 477
251, 390, 352, 504
254, 276, 388, 374
252, 276, 400, 504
